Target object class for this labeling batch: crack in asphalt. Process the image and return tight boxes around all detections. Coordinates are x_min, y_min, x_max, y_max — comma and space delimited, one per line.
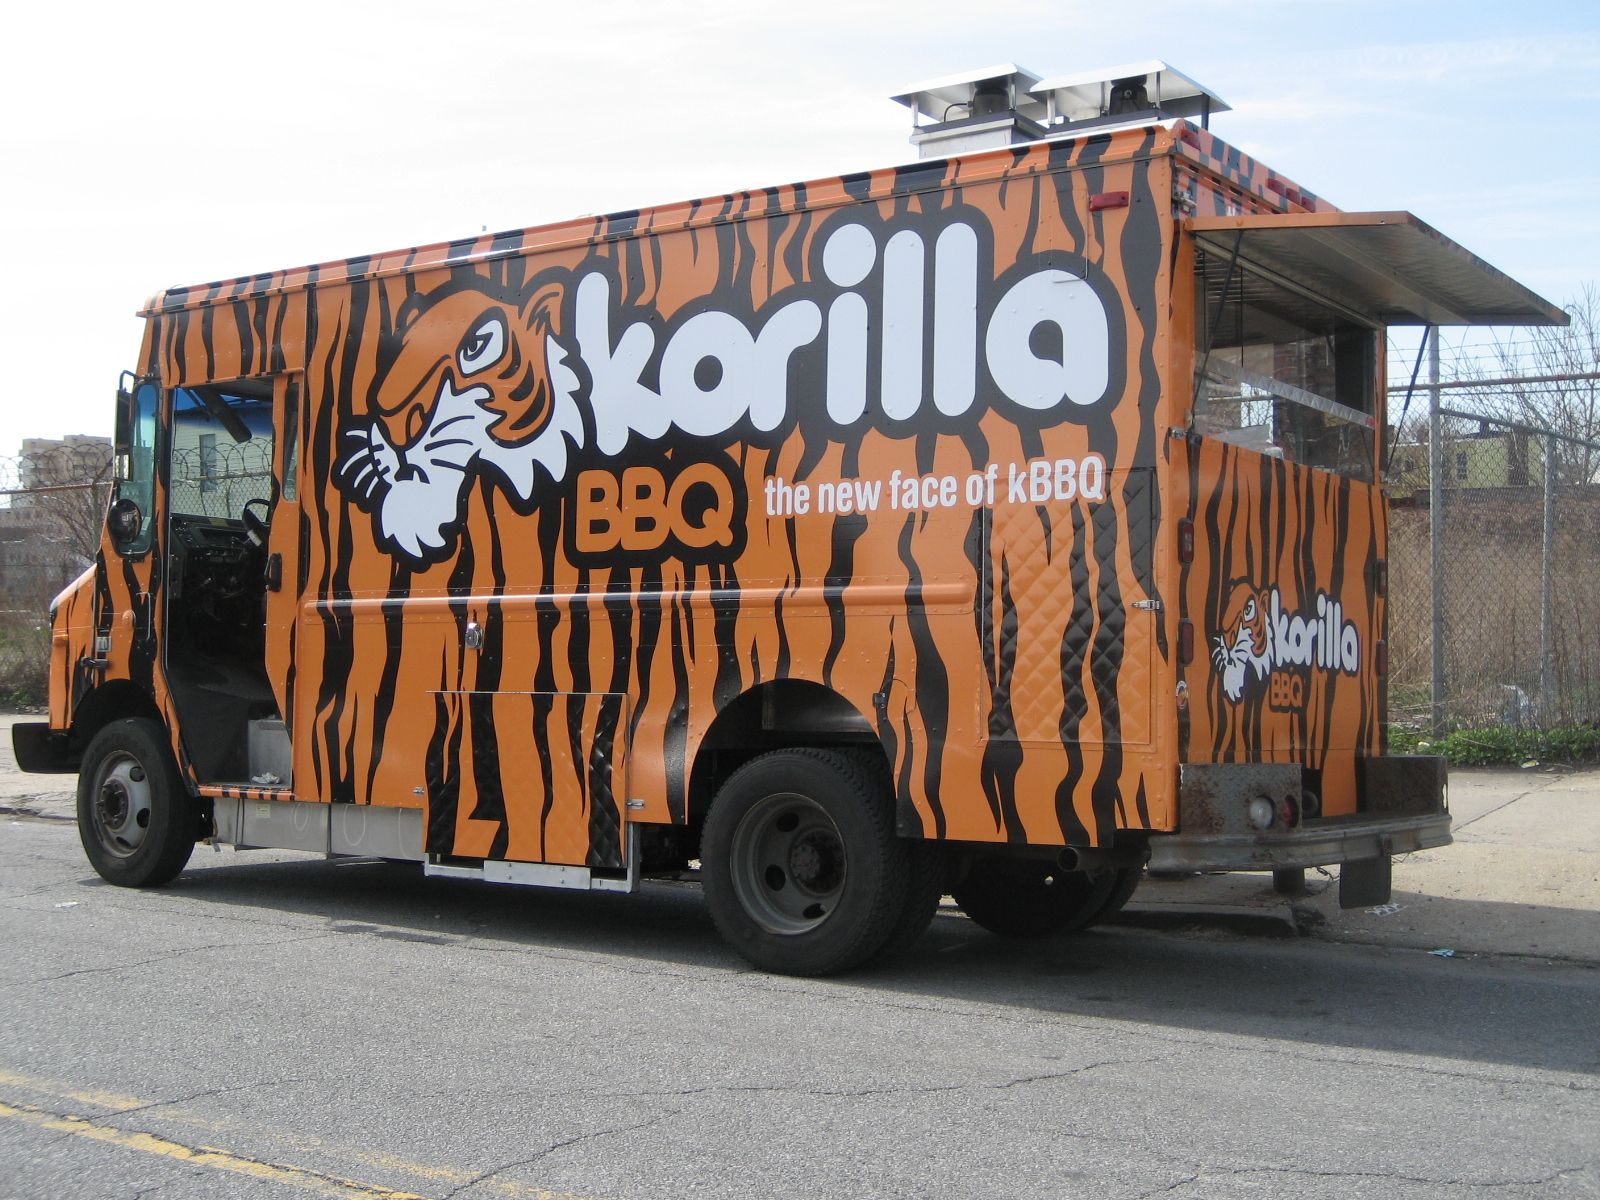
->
100, 1078, 308, 1122
0, 876, 95, 901
436, 1110, 679, 1200
2, 930, 342, 989
1137, 1160, 1594, 1196
557, 1056, 1154, 1103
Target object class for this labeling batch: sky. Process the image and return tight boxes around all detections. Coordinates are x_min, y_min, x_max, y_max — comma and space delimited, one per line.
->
1, 0, 1596, 456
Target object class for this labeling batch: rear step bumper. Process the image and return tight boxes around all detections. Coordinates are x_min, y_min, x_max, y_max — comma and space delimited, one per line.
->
1145, 811, 1452, 873
1146, 756, 1451, 906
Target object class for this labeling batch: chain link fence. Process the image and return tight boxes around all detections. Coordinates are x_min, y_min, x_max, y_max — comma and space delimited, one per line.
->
169, 442, 274, 519
1388, 408, 1600, 733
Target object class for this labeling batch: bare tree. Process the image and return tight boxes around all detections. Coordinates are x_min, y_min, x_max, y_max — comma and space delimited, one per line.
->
1447, 284, 1600, 483
20, 441, 112, 564
0, 441, 112, 613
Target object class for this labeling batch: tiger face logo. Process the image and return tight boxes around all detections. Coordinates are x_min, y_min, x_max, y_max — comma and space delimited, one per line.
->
336, 277, 586, 562
1212, 581, 1272, 702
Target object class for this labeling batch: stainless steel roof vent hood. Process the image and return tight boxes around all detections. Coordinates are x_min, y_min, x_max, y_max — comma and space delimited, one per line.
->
1031, 61, 1230, 135
889, 64, 1047, 160
891, 61, 1229, 160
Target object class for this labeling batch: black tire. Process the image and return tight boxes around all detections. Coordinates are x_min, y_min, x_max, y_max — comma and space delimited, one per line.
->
883, 839, 944, 958
952, 855, 1116, 938
1082, 866, 1142, 927
844, 749, 942, 959
701, 748, 912, 976
77, 718, 198, 887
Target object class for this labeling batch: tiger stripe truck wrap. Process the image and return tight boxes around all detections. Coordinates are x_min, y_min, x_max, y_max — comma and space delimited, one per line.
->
17, 116, 1563, 972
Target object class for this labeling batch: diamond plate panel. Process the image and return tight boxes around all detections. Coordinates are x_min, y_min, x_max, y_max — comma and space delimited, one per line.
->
988, 469, 1155, 745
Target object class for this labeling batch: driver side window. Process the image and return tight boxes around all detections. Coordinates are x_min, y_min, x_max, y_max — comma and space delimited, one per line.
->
169, 382, 276, 520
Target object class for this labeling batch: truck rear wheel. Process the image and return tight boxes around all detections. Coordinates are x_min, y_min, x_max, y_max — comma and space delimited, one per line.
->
1084, 866, 1142, 926
952, 856, 1116, 938
77, 718, 198, 888
701, 748, 913, 976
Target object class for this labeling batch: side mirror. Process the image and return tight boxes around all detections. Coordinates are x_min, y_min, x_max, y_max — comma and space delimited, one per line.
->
108, 497, 143, 544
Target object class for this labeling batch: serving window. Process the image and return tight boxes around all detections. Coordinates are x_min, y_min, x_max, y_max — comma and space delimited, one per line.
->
1192, 255, 1378, 481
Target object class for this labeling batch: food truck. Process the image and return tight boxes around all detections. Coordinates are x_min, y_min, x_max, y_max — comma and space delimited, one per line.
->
12, 62, 1566, 974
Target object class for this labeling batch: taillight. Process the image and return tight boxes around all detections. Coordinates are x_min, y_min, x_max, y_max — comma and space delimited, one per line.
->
1373, 558, 1388, 598
1177, 518, 1195, 564
1375, 640, 1389, 676
1178, 619, 1194, 664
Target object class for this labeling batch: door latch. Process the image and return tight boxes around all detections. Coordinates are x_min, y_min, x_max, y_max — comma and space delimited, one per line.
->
1132, 599, 1163, 612
464, 621, 484, 651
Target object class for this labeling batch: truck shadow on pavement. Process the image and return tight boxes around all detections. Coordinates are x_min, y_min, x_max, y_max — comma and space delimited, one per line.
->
79, 851, 1600, 1080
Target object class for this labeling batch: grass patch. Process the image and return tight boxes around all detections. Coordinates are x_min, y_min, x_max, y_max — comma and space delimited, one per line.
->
1389, 723, 1600, 766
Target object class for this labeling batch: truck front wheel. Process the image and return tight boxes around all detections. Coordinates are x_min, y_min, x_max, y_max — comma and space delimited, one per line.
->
77, 718, 198, 887
701, 748, 916, 976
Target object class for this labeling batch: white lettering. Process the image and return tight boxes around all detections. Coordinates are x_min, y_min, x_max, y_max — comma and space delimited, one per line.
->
932, 223, 978, 416
881, 230, 924, 421
1268, 588, 1360, 674
573, 219, 1115, 454
984, 269, 1110, 410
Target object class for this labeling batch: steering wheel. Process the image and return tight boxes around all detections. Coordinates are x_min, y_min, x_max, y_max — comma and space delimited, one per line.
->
241, 498, 271, 548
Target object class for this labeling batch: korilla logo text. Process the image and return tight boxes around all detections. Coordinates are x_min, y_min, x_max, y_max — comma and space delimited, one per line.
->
334, 205, 1119, 566
1211, 584, 1361, 706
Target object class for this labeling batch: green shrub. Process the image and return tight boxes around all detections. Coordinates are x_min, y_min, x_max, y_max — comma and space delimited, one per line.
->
1390, 723, 1600, 766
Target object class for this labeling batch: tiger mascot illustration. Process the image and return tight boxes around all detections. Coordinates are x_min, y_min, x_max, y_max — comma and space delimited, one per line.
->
336, 275, 585, 562
1212, 581, 1273, 702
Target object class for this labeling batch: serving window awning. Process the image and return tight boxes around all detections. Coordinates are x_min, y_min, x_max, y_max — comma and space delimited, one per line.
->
1187, 212, 1567, 327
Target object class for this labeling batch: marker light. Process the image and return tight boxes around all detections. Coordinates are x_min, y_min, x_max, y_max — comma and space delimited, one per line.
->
1089, 191, 1130, 212
1248, 797, 1276, 830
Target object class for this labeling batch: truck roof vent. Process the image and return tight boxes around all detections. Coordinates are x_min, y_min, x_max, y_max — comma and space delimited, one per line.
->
1031, 60, 1229, 134
889, 64, 1048, 160
891, 60, 1228, 160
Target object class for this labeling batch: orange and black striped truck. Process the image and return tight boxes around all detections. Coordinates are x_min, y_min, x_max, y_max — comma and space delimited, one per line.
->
12, 113, 1565, 975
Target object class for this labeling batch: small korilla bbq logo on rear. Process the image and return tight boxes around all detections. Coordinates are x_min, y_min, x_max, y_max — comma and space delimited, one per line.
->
1212, 582, 1360, 707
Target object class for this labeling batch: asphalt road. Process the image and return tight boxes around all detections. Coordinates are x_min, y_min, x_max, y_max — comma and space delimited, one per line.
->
2, 803, 1596, 1200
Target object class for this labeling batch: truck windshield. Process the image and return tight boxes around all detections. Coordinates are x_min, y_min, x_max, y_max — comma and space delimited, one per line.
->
1192, 256, 1379, 481
170, 383, 275, 519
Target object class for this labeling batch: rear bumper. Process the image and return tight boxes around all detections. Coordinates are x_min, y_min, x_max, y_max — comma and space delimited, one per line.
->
1147, 755, 1450, 874
1146, 811, 1452, 873
10, 722, 76, 774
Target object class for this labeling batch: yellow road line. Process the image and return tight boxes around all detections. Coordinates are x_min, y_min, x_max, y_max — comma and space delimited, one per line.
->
0, 1098, 427, 1199
0, 1073, 600, 1200
0, 1068, 145, 1112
